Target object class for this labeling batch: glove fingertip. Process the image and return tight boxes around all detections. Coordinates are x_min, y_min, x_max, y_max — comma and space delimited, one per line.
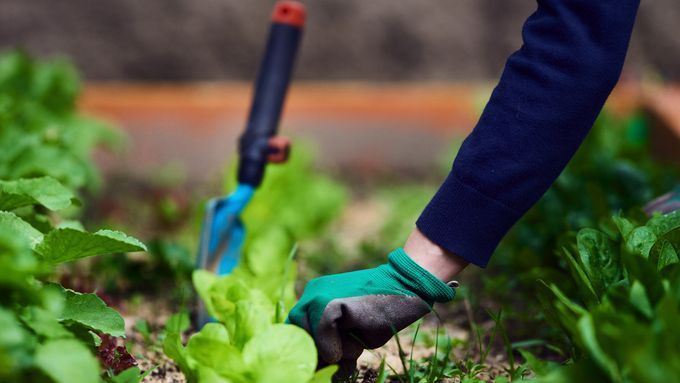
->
333, 358, 359, 381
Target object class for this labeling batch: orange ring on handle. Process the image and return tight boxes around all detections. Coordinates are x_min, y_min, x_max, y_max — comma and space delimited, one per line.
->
267, 136, 291, 163
271, 1, 306, 28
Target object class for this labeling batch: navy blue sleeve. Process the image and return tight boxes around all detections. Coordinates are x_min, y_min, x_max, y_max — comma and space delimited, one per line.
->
416, 0, 640, 267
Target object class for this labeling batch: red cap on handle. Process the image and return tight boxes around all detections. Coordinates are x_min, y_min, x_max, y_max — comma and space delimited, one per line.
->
271, 1, 306, 28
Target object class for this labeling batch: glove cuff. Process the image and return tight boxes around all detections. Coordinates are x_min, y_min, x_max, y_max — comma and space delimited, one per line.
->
388, 248, 456, 303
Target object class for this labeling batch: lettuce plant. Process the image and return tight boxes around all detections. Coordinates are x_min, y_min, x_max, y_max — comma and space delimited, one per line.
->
493, 112, 678, 293
164, 150, 346, 383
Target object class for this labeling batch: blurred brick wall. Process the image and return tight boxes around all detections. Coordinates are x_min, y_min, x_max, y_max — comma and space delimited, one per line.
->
79, 83, 644, 183
1, 0, 678, 81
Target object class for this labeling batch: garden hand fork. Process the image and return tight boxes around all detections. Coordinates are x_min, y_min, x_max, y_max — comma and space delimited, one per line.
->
196, 1, 305, 326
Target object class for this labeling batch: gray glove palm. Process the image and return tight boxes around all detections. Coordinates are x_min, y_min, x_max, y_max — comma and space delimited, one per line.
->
287, 249, 457, 376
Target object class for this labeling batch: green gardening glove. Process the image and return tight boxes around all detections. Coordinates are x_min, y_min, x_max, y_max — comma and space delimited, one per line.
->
286, 248, 457, 376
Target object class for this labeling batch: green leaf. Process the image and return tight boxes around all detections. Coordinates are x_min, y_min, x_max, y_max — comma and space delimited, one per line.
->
646, 211, 680, 237
517, 349, 557, 377
165, 311, 190, 334
95, 229, 147, 250
193, 270, 219, 317
604, 284, 642, 321
541, 281, 588, 316
576, 314, 620, 382
0, 176, 75, 211
58, 288, 125, 337
231, 300, 273, 349
613, 214, 636, 239
205, 276, 274, 326
536, 280, 587, 350
629, 281, 653, 319
537, 357, 610, 383
57, 220, 85, 231
621, 250, 664, 306
536, 281, 570, 335
35, 339, 101, 383
110, 367, 156, 383
187, 322, 230, 346
308, 365, 338, 383
7, 145, 92, 191
561, 247, 600, 307
186, 323, 244, 380
20, 307, 73, 339
0, 211, 43, 248
656, 241, 679, 271
244, 227, 293, 277
0, 307, 33, 376
197, 367, 235, 383
243, 324, 316, 383
163, 328, 191, 373
648, 212, 680, 271
625, 226, 657, 258
36, 228, 146, 265
163, 313, 196, 383
576, 229, 622, 296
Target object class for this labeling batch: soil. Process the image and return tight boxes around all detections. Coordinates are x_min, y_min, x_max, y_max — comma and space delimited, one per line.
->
121, 297, 514, 383
108, 195, 520, 382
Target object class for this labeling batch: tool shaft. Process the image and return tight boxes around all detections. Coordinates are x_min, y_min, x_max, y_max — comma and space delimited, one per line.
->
238, 1, 305, 187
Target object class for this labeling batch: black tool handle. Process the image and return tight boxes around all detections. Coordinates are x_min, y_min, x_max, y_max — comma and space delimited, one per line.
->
237, 1, 306, 187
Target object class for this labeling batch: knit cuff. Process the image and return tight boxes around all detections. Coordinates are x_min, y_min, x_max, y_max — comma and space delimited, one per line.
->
388, 248, 456, 303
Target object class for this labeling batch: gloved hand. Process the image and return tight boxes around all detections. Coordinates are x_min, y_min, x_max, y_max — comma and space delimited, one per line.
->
286, 248, 457, 376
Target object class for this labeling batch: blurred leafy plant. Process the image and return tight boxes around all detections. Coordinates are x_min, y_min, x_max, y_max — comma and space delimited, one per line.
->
493, 111, 677, 287
485, 111, 678, 340
530, 211, 680, 382
0, 51, 147, 383
230, 146, 347, 240
88, 238, 195, 305
0, 50, 120, 191
0, 176, 147, 383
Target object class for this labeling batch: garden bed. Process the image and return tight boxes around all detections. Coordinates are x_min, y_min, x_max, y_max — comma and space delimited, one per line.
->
3, 52, 679, 383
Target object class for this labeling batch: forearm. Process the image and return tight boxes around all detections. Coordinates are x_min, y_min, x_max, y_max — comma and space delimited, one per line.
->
416, 0, 640, 267
404, 228, 468, 282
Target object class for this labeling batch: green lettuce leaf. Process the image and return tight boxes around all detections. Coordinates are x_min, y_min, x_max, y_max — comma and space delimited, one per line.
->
193, 270, 219, 318
163, 313, 196, 383
242, 324, 316, 383
230, 301, 273, 349
308, 365, 338, 383
186, 323, 244, 380
203, 276, 274, 326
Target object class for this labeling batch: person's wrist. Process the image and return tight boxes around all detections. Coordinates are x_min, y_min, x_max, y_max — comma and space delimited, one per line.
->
403, 228, 469, 282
